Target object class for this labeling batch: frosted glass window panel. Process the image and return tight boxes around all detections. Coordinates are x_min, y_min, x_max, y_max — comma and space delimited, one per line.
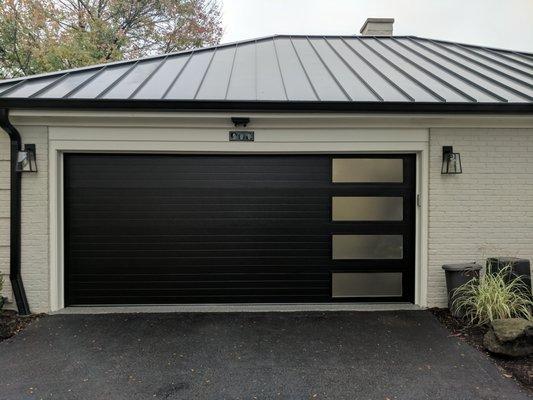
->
332, 197, 403, 221
332, 235, 403, 259
332, 272, 402, 297
332, 158, 403, 182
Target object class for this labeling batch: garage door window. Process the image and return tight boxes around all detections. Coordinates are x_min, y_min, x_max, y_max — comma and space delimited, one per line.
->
332, 158, 403, 183
332, 234, 403, 259
332, 273, 402, 297
332, 196, 403, 221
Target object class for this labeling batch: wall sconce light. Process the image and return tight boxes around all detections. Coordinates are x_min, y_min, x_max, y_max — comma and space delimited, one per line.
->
231, 117, 250, 127
441, 146, 462, 175
16, 144, 38, 172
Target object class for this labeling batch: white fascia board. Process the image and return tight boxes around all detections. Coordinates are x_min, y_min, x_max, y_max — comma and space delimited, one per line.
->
9, 109, 533, 128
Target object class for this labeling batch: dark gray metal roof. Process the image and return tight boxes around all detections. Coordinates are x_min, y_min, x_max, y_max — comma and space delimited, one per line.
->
0, 35, 532, 110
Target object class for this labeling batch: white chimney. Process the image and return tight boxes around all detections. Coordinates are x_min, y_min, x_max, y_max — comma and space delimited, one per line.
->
359, 18, 394, 36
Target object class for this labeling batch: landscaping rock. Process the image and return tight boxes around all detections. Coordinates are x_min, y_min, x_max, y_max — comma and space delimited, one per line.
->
483, 318, 533, 357
492, 318, 533, 342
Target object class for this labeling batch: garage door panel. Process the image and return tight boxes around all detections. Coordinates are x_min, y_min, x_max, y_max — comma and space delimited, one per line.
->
66, 259, 337, 275
70, 211, 329, 221
68, 171, 333, 182
70, 271, 329, 281
68, 224, 331, 236
70, 203, 331, 214
69, 284, 333, 296
69, 156, 331, 171
70, 294, 331, 305
65, 154, 416, 305
69, 222, 410, 235
70, 248, 330, 259
68, 289, 331, 301
71, 181, 336, 190
67, 264, 409, 278
70, 240, 331, 251
67, 258, 409, 274
69, 187, 410, 199
67, 234, 331, 245
70, 278, 332, 291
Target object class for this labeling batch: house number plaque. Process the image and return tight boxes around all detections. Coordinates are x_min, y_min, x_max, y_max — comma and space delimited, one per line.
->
229, 131, 254, 141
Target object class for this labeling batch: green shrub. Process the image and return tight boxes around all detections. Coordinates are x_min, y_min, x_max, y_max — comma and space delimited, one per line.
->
452, 266, 532, 326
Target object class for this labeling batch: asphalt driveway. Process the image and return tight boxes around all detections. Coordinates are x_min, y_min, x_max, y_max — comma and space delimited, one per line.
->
0, 311, 529, 400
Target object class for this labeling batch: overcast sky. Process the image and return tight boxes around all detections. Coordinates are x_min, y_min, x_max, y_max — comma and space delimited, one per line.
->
221, 0, 533, 53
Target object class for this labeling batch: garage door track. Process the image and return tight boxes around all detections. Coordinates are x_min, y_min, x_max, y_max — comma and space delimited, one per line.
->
0, 310, 529, 399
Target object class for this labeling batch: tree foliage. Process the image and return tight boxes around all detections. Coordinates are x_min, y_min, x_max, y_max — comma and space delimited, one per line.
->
0, 0, 223, 78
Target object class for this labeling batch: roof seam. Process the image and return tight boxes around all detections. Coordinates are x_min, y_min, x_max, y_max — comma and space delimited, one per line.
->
409, 35, 533, 57
28, 73, 71, 98
410, 37, 532, 101
194, 48, 217, 100
377, 39, 476, 102
359, 37, 446, 102
63, 66, 107, 98
514, 51, 533, 60
95, 61, 139, 99
0, 78, 29, 97
513, 51, 533, 63
323, 37, 383, 101
289, 37, 321, 101
482, 47, 533, 71
128, 56, 169, 99
426, 39, 533, 92
453, 43, 533, 80
306, 37, 352, 101
253, 40, 258, 101
0, 82, 15, 93
161, 51, 195, 100
340, 37, 415, 102
272, 38, 289, 101
394, 38, 507, 102
224, 44, 238, 100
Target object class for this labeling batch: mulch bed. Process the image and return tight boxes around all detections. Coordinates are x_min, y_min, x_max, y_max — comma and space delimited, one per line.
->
0, 309, 42, 342
430, 308, 533, 393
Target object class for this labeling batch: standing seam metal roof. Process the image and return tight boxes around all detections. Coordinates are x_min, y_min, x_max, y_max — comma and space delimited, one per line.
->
0, 35, 532, 105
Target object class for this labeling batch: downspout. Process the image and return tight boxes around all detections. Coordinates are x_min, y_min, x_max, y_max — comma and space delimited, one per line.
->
0, 109, 30, 315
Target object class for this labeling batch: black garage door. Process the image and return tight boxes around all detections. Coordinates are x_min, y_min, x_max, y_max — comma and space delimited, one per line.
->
64, 154, 416, 305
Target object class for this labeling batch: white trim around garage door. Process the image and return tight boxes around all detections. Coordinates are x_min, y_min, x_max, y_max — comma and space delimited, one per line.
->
49, 125, 429, 311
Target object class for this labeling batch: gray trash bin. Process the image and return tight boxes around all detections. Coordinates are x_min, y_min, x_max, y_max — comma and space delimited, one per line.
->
442, 262, 482, 316
486, 257, 531, 294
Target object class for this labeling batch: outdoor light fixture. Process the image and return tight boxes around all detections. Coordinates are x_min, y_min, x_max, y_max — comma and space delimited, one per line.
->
16, 144, 38, 172
441, 146, 462, 175
231, 117, 250, 127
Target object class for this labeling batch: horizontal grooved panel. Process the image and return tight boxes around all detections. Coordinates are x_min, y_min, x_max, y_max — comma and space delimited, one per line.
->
65, 154, 416, 305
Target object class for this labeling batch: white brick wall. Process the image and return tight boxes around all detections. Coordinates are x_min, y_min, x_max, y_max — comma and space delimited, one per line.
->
427, 128, 533, 307
2, 123, 533, 312
0, 126, 49, 313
